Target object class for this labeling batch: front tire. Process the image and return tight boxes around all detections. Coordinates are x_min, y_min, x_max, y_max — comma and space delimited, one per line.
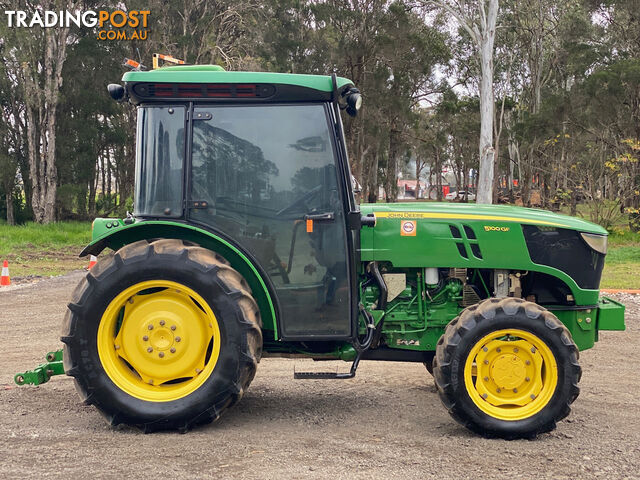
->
62, 239, 262, 432
433, 298, 581, 439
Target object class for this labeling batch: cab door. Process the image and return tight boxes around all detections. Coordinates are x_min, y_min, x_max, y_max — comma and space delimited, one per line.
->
188, 104, 352, 339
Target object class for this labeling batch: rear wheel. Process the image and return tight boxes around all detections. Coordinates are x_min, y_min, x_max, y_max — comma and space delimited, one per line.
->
433, 298, 581, 439
62, 239, 262, 432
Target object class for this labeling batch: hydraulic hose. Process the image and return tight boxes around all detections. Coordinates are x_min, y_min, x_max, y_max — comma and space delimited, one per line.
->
354, 303, 376, 353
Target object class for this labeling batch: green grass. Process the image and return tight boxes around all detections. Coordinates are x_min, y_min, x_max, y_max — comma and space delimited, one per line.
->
0, 221, 92, 277
601, 230, 640, 289
0, 221, 91, 254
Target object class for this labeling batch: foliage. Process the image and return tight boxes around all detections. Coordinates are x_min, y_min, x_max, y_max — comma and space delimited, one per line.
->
0, 0, 638, 229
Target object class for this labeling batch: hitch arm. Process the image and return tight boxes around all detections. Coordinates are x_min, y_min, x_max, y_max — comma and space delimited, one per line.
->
14, 349, 64, 386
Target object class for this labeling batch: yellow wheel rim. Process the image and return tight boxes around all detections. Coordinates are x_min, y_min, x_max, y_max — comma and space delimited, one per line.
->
97, 280, 221, 402
464, 328, 558, 421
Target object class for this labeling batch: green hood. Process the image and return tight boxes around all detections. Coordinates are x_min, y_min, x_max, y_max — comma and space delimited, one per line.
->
360, 202, 607, 235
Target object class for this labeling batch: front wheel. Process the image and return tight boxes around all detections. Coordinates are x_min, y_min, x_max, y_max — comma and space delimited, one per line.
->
433, 298, 581, 439
62, 239, 262, 432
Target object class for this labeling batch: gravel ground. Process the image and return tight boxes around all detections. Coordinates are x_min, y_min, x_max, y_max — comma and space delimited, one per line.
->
0, 272, 639, 479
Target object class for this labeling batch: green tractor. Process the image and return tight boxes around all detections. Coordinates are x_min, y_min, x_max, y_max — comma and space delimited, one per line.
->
16, 61, 625, 439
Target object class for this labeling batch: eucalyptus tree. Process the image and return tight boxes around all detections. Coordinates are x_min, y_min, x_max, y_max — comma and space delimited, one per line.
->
2, 0, 80, 223
421, 0, 498, 204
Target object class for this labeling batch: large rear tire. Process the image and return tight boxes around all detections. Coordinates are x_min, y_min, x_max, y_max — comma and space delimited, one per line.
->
433, 297, 581, 439
62, 239, 262, 432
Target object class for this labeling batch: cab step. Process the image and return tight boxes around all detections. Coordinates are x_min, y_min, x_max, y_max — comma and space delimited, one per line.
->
293, 354, 361, 380
294, 371, 356, 379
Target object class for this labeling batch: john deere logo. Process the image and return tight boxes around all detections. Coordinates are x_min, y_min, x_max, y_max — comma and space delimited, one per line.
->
484, 225, 510, 232
401, 220, 417, 236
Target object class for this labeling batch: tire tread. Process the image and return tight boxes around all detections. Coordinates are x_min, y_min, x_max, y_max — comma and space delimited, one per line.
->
433, 297, 581, 439
62, 239, 262, 432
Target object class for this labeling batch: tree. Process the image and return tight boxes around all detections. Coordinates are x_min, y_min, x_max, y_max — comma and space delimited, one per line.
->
6, 0, 78, 223
423, 0, 498, 204
0, 10, 28, 224
149, 0, 263, 68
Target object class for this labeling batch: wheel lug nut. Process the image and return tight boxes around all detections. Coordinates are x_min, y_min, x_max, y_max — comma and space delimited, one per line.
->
159, 352, 164, 358
171, 325, 176, 331
148, 325, 153, 330
147, 347, 153, 353
530, 394, 536, 400
148, 379, 153, 385
525, 377, 530, 382
496, 347, 501, 353
160, 320, 165, 326
143, 335, 149, 341
195, 368, 202, 374
114, 345, 120, 350
484, 376, 489, 382
513, 347, 519, 353
496, 388, 501, 393
482, 347, 488, 352
525, 360, 531, 365
484, 360, 489, 365
531, 347, 536, 353
482, 393, 488, 399
175, 336, 181, 342
513, 388, 518, 393
170, 347, 176, 353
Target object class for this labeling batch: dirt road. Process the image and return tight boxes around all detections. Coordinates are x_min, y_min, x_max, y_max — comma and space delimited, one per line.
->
1, 272, 639, 479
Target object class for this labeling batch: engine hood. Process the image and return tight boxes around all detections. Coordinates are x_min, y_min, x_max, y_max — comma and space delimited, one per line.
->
360, 202, 607, 235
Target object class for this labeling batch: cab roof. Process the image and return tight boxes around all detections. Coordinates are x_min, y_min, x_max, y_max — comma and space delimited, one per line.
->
122, 65, 354, 94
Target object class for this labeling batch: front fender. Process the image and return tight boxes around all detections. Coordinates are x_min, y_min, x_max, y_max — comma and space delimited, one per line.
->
81, 218, 279, 339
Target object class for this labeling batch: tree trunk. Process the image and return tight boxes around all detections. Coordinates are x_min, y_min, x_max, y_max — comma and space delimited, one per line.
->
507, 139, 515, 196
386, 128, 400, 202
22, 19, 70, 223
365, 147, 379, 203
89, 155, 97, 216
522, 156, 533, 207
476, 1, 498, 204
415, 159, 421, 200
435, 149, 443, 201
101, 153, 106, 204
5, 190, 15, 225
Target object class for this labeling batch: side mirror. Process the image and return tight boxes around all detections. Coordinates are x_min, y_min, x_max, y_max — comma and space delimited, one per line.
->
345, 88, 362, 117
107, 83, 126, 102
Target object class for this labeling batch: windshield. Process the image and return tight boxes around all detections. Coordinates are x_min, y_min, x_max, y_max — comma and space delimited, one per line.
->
134, 106, 185, 216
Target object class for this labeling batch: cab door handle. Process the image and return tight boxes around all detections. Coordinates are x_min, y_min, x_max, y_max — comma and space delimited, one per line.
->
304, 212, 335, 233
304, 212, 335, 222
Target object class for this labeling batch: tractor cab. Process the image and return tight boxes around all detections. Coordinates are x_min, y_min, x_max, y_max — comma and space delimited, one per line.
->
114, 63, 364, 340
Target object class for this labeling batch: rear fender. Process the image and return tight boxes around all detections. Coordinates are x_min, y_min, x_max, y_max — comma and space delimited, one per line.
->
81, 219, 279, 338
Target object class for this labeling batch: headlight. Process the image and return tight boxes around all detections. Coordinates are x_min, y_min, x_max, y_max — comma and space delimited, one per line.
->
580, 232, 607, 254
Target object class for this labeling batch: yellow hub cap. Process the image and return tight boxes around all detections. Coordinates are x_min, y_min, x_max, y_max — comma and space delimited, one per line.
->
464, 329, 558, 421
97, 280, 221, 402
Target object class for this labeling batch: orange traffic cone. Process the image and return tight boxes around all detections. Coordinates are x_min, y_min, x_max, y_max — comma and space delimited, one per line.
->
1, 260, 10, 286
87, 255, 97, 270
